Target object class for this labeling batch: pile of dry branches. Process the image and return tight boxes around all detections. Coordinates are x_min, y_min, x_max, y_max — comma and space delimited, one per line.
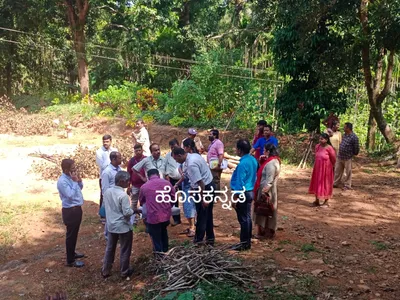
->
30, 145, 98, 180
152, 244, 255, 293
30, 140, 134, 180
0, 95, 55, 136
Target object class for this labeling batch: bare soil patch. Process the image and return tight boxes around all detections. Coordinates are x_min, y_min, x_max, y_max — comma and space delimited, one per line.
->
1, 126, 400, 300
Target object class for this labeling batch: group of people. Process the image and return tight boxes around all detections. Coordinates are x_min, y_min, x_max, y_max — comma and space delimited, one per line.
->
56, 115, 359, 279
309, 117, 360, 207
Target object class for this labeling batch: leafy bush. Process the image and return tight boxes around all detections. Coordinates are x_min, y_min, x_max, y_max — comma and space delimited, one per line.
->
136, 87, 160, 111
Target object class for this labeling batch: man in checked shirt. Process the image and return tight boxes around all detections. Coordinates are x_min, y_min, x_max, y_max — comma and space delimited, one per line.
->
334, 122, 360, 190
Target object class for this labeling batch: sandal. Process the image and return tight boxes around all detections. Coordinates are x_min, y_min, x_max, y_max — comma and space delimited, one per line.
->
320, 200, 330, 208
187, 230, 195, 237
310, 200, 320, 207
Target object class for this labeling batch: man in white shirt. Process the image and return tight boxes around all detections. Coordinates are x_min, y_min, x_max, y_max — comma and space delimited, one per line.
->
132, 143, 165, 179
101, 151, 122, 239
95, 134, 117, 211
164, 139, 182, 226
172, 148, 215, 245
101, 171, 134, 279
132, 120, 151, 156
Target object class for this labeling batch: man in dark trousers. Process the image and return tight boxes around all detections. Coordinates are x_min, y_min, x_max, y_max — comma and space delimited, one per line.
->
102, 171, 134, 279
172, 148, 216, 245
57, 159, 85, 268
230, 139, 258, 251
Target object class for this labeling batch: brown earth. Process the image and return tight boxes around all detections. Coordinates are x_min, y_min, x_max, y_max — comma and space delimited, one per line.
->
1, 123, 400, 300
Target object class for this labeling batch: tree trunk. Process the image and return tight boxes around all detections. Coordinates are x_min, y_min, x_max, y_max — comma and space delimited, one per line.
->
74, 31, 89, 96
366, 109, 376, 150
65, 0, 90, 97
359, 0, 396, 144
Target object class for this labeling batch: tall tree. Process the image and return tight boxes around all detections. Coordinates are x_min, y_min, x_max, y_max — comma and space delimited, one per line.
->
359, 0, 400, 144
64, 0, 90, 96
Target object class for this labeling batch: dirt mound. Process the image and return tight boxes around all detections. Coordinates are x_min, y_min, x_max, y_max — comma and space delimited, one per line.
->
0, 95, 55, 136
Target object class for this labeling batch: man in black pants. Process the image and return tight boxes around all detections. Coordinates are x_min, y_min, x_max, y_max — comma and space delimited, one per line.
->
164, 139, 182, 226
57, 159, 85, 267
172, 148, 215, 245
230, 139, 258, 251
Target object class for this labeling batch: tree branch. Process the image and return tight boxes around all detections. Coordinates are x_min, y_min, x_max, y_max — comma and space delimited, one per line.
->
377, 49, 395, 105
79, 0, 90, 24
374, 48, 385, 93
64, 0, 76, 31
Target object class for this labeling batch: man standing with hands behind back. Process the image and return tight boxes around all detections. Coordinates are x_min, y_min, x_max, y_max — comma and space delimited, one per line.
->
57, 159, 85, 268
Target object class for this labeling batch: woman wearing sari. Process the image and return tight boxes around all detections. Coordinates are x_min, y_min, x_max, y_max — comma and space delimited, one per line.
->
308, 133, 336, 207
253, 144, 281, 239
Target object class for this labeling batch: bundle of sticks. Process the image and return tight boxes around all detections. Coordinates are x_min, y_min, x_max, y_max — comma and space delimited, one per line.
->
152, 244, 255, 293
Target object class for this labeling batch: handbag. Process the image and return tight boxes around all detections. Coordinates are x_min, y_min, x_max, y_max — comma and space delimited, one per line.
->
254, 191, 274, 217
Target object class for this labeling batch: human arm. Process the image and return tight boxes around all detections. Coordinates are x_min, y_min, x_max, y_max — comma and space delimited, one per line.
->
101, 171, 111, 195
353, 135, 360, 156
260, 162, 276, 194
328, 146, 336, 167
57, 177, 82, 201
138, 187, 146, 206
121, 193, 134, 217
132, 158, 147, 182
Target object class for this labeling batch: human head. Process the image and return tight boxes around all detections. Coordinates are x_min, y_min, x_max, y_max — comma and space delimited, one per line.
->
257, 120, 267, 132
135, 120, 145, 129
208, 129, 219, 142
319, 133, 330, 146
133, 144, 143, 158
236, 139, 251, 157
150, 143, 161, 159
344, 122, 353, 133
263, 125, 273, 138
169, 139, 180, 151
183, 138, 198, 154
332, 120, 340, 131
147, 169, 160, 178
110, 151, 122, 166
102, 134, 112, 150
61, 159, 75, 174
264, 144, 279, 158
172, 147, 187, 164
188, 128, 198, 139
115, 171, 131, 188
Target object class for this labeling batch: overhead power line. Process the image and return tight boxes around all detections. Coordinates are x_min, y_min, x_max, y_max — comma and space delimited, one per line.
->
0, 25, 282, 78
0, 37, 283, 83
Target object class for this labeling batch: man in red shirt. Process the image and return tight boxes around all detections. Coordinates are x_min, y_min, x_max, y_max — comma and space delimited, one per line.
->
252, 120, 267, 160
127, 144, 147, 217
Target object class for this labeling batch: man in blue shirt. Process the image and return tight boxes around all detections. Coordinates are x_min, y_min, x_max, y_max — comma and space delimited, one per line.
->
230, 139, 258, 251
251, 125, 278, 157
57, 159, 85, 267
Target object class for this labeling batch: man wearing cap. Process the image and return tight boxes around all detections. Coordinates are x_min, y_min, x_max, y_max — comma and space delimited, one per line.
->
181, 128, 204, 154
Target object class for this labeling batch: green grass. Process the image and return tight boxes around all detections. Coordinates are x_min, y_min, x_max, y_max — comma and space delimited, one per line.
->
158, 281, 254, 300
279, 240, 292, 245
371, 241, 388, 251
264, 286, 315, 300
300, 243, 316, 253
133, 223, 147, 234
296, 275, 320, 294
43, 103, 100, 120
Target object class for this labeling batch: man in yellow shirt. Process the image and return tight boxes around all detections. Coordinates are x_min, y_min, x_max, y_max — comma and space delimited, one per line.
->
327, 120, 342, 154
